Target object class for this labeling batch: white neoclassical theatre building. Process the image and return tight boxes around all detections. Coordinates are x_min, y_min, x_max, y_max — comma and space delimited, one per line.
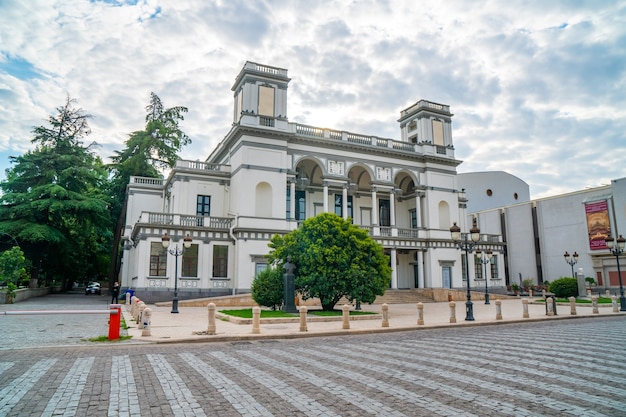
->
119, 62, 505, 302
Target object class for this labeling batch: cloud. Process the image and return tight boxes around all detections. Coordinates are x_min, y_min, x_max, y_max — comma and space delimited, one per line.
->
0, 0, 624, 199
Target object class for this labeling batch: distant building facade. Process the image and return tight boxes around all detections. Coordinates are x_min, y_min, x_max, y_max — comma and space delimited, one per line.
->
119, 62, 506, 302
469, 177, 626, 292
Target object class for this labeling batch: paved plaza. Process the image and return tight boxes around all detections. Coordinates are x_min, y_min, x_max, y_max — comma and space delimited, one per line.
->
1, 294, 626, 416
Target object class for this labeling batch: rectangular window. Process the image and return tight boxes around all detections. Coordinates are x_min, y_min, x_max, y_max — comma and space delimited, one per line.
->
379, 199, 390, 227
409, 209, 417, 229
295, 190, 306, 221
286, 186, 291, 218
213, 245, 228, 278
474, 255, 483, 279
334, 194, 353, 219
490, 255, 499, 279
197, 195, 211, 216
432, 119, 444, 146
149, 242, 167, 276
182, 244, 198, 277
258, 85, 275, 117
255, 263, 267, 277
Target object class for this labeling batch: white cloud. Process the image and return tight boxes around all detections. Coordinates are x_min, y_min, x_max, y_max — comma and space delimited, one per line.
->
0, 0, 625, 199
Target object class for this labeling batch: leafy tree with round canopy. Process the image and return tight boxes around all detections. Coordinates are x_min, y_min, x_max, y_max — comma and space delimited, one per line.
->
268, 213, 391, 311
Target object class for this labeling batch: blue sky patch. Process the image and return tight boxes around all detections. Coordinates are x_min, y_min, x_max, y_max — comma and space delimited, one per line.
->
0, 55, 40, 80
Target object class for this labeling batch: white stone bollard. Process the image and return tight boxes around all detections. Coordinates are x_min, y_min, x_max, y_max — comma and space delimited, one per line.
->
299, 306, 308, 332
592, 296, 599, 314
606, 290, 611, 298
130, 296, 138, 317
125, 292, 131, 305
546, 298, 554, 316
141, 308, 152, 336
522, 298, 530, 318
342, 304, 350, 329
137, 302, 146, 328
207, 303, 216, 335
381, 303, 389, 328
449, 301, 456, 323
417, 302, 424, 325
495, 300, 502, 320
252, 306, 261, 334
612, 295, 619, 313
569, 296, 577, 315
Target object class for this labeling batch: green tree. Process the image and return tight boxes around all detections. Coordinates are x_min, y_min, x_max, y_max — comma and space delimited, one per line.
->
251, 266, 284, 310
0, 246, 30, 287
268, 213, 391, 311
0, 97, 112, 288
107, 93, 190, 283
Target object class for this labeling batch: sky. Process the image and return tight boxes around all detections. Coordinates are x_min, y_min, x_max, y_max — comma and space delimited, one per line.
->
0, 0, 625, 199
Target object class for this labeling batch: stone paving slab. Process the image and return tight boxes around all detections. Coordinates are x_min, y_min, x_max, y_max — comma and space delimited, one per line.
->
123, 298, 625, 344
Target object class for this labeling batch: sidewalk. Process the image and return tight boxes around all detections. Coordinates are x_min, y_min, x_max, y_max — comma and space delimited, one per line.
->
121, 298, 626, 344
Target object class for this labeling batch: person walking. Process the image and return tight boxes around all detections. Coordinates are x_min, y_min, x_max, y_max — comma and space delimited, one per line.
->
111, 282, 120, 304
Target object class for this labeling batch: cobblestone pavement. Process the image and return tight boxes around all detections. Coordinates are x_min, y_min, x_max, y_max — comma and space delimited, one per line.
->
1, 316, 625, 416
0, 293, 112, 350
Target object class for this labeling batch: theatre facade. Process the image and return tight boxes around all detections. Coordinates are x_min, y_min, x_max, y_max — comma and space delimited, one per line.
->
119, 62, 505, 302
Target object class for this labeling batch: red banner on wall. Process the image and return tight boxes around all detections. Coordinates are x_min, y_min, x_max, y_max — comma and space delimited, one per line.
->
585, 200, 610, 250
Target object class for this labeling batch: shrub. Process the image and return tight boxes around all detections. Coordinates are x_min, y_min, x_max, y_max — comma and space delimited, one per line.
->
251, 266, 284, 310
548, 277, 578, 298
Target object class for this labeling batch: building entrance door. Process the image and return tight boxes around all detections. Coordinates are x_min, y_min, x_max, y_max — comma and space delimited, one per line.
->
442, 266, 452, 289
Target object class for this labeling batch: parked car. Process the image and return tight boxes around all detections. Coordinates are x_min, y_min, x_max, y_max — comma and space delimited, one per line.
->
85, 282, 101, 295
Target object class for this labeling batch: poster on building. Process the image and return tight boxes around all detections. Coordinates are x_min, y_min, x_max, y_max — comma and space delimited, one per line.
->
585, 200, 610, 250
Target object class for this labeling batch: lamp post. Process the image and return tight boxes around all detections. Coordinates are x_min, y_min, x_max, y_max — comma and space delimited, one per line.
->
161, 233, 192, 314
604, 234, 625, 311
563, 251, 579, 279
476, 249, 493, 304
450, 218, 481, 321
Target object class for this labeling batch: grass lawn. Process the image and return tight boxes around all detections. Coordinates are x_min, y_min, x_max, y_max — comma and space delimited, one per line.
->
536, 297, 614, 304
219, 308, 376, 318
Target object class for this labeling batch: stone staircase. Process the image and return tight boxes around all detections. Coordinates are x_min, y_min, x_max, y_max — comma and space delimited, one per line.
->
373, 289, 435, 304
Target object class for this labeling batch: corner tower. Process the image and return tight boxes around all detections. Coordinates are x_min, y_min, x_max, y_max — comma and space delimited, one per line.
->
232, 61, 291, 128
397, 100, 454, 154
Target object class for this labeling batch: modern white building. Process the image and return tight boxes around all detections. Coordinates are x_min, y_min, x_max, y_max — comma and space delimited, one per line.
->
119, 62, 506, 302
468, 175, 626, 293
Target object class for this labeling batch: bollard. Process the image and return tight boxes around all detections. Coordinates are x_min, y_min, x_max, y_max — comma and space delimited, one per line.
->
130, 296, 138, 317
495, 300, 502, 320
381, 303, 389, 327
417, 302, 424, 325
137, 302, 146, 328
108, 304, 121, 340
606, 290, 611, 298
299, 306, 308, 332
342, 304, 350, 329
592, 296, 599, 314
125, 291, 131, 305
546, 298, 554, 316
542, 289, 546, 300
207, 303, 216, 335
612, 295, 619, 313
449, 301, 456, 323
142, 308, 152, 336
528, 288, 533, 298
569, 296, 577, 315
522, 298, 529, 318
252, 306, 261, 334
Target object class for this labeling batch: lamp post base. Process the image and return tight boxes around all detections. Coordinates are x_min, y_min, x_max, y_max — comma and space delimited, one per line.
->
620, 295, 626, 312
465, 300, 475, 321
171, 294, 179, 314
485, 293, 490, 305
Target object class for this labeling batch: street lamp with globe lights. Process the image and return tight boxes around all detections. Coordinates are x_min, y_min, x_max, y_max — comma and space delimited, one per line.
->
161, 233, 193, 314
476, 249, 493, 304
604, 234, 625, 311
563, 251, 579, 279
450, 218, 481, 321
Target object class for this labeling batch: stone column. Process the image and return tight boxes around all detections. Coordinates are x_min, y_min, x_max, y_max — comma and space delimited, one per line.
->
390, 249, 398, 289
323, 181, 329, 213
